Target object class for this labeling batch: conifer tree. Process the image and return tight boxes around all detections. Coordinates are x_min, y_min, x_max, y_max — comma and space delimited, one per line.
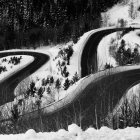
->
29, 80, 36, 97
37, 87, 44, 99
72, 72, 79, 84
133, 48, 140, 64
47, 86, 51, 94
63, 66, 69, 77
42, 78, 45, 86
104, 63, 113, 69
50, 76, 54, 84
63, 78, 70, 90
45, 77, 50, 85
55, 78, 61, 100
65, 45, 74, 65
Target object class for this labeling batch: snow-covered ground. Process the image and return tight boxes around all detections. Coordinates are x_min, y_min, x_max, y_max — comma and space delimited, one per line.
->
0, 55, 34, 81
35, 41, 79, 80
0, 124, 140, 140
1, 0, 140, 137
19, 41, 81, 101
101, 0, 140, 27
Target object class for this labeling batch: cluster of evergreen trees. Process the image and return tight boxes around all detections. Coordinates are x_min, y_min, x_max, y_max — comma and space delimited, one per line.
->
115, 40, 140, 66
8, 56, 22, 65
109, 29, 140, 67
23, 72, 79, 101
56, 44, 74, 78
0, 0, 121, 50
2, 56, 22, 65
0, 56, 22, 74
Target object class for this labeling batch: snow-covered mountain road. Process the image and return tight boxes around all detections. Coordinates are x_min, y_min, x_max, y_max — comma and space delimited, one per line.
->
1, 27, 140, 129
19, 64, 140, 129
79, 26, 140, 77
0, 51, 49, 105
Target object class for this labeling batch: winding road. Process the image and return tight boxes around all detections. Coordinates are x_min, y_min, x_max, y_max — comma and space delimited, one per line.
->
1, 26, 140, 129
0, 51, 49, 105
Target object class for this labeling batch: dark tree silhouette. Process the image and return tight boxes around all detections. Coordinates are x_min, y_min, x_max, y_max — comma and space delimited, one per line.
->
45, 77, 50, 85
65, 45, 74, 65
114, 39, 140, 66
0, 0, 121, 49
0, 66, 7, 74
29, 81, 36, 97
37, 87, 44, 99
62, 66, 69, 77
63, 78, 70, 90
55, 78, 61, 100
50, 76, 54, 85
104, 63, 113, 69
72, 72, 79, 84
47, 86, 51, 94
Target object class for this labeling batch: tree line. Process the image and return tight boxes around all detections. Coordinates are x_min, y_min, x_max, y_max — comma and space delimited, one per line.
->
0, 0, 121, 50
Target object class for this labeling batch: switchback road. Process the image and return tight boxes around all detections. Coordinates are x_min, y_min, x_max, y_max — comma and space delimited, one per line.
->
1, 27, 140, 129
0, 51, 49, 105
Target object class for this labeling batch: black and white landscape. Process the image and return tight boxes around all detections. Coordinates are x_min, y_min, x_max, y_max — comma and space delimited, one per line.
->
1, 0, 140, 139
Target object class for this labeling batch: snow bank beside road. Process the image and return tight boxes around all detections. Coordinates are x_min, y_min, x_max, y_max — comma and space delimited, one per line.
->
0, 124, 140, 140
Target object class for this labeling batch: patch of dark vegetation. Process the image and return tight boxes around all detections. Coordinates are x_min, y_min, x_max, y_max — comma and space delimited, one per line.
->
107, 94, 140, 129
0, 0, 121, 50
8, 56, 22, 65
0, 66, 7, 74
109, 38, 140, 66
115, 40, 140, 65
